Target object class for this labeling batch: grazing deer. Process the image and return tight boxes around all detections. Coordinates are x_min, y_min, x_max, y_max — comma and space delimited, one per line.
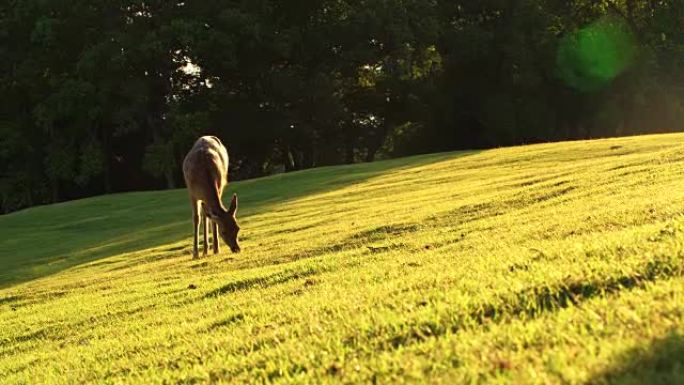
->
182, 136, 241, 258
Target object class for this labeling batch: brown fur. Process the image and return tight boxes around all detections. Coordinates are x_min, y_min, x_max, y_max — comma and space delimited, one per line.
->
182, 136, 240, 258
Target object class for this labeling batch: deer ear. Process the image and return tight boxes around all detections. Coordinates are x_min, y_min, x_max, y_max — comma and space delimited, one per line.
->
228, 193, 238, 215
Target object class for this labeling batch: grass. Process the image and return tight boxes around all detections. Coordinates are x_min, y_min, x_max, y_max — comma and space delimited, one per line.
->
1, 133, 683, 384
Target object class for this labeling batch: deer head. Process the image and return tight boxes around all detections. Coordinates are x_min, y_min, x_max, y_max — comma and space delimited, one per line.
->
207, 194, 241, 253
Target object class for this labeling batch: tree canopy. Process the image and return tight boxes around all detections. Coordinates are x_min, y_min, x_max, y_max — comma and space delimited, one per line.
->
2, 0, 683, 213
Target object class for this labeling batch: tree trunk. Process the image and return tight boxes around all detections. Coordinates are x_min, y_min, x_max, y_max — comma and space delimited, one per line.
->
100, 123, 113, 193
51, 180, 59, 203
345, 144, 355, 164
344, 126, 356, 164
365, 124, 390, 162
302, 143, 315, 169
284, 144, 296, 172
165, 169, 176, 189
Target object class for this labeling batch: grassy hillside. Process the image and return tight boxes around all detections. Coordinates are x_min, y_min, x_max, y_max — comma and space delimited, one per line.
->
1, 134, 684, 384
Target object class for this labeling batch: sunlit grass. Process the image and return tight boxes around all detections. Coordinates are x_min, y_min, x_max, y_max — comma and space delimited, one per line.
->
1, 133, 683, 384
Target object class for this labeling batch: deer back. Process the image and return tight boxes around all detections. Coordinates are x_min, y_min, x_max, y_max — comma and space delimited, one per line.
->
182, 136, 229, 209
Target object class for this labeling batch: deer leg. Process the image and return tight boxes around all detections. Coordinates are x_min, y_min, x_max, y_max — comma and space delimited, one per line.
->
212, 221, 220, 254
191, 201, 200, 259
202, 209, 209, 256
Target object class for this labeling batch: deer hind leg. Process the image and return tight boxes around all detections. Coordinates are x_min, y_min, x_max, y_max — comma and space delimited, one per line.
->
212, 221, 220, 254
202, 203, 209, 256
191, 200, 200, 259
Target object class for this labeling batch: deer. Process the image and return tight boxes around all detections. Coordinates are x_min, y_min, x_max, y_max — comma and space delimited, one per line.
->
182, 136, 241, 258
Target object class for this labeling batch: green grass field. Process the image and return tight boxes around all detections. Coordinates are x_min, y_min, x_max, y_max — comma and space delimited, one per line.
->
1, 133, 684, 384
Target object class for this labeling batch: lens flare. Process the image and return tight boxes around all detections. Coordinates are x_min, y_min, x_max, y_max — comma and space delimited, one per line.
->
557, 16, 637, 92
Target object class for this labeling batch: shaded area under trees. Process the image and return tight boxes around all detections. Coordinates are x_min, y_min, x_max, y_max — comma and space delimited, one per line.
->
2, 0, 684, 213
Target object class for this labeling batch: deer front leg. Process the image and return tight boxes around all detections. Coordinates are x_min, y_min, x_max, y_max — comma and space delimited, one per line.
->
212, 221, 220, 254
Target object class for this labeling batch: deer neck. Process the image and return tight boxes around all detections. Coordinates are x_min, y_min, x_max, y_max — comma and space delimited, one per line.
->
202, 188, 227, 218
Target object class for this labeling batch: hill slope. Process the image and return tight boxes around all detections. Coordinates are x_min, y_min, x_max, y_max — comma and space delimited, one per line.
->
1, 134, 684, 384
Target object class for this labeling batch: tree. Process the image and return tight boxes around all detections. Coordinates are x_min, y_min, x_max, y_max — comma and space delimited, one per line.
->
2, 0, 684, 213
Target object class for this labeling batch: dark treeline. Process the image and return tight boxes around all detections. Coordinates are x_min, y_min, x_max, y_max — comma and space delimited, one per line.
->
2, 1, 683, 213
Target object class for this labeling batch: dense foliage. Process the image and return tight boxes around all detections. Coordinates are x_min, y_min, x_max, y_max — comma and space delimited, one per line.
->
2, 0, 683, 213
